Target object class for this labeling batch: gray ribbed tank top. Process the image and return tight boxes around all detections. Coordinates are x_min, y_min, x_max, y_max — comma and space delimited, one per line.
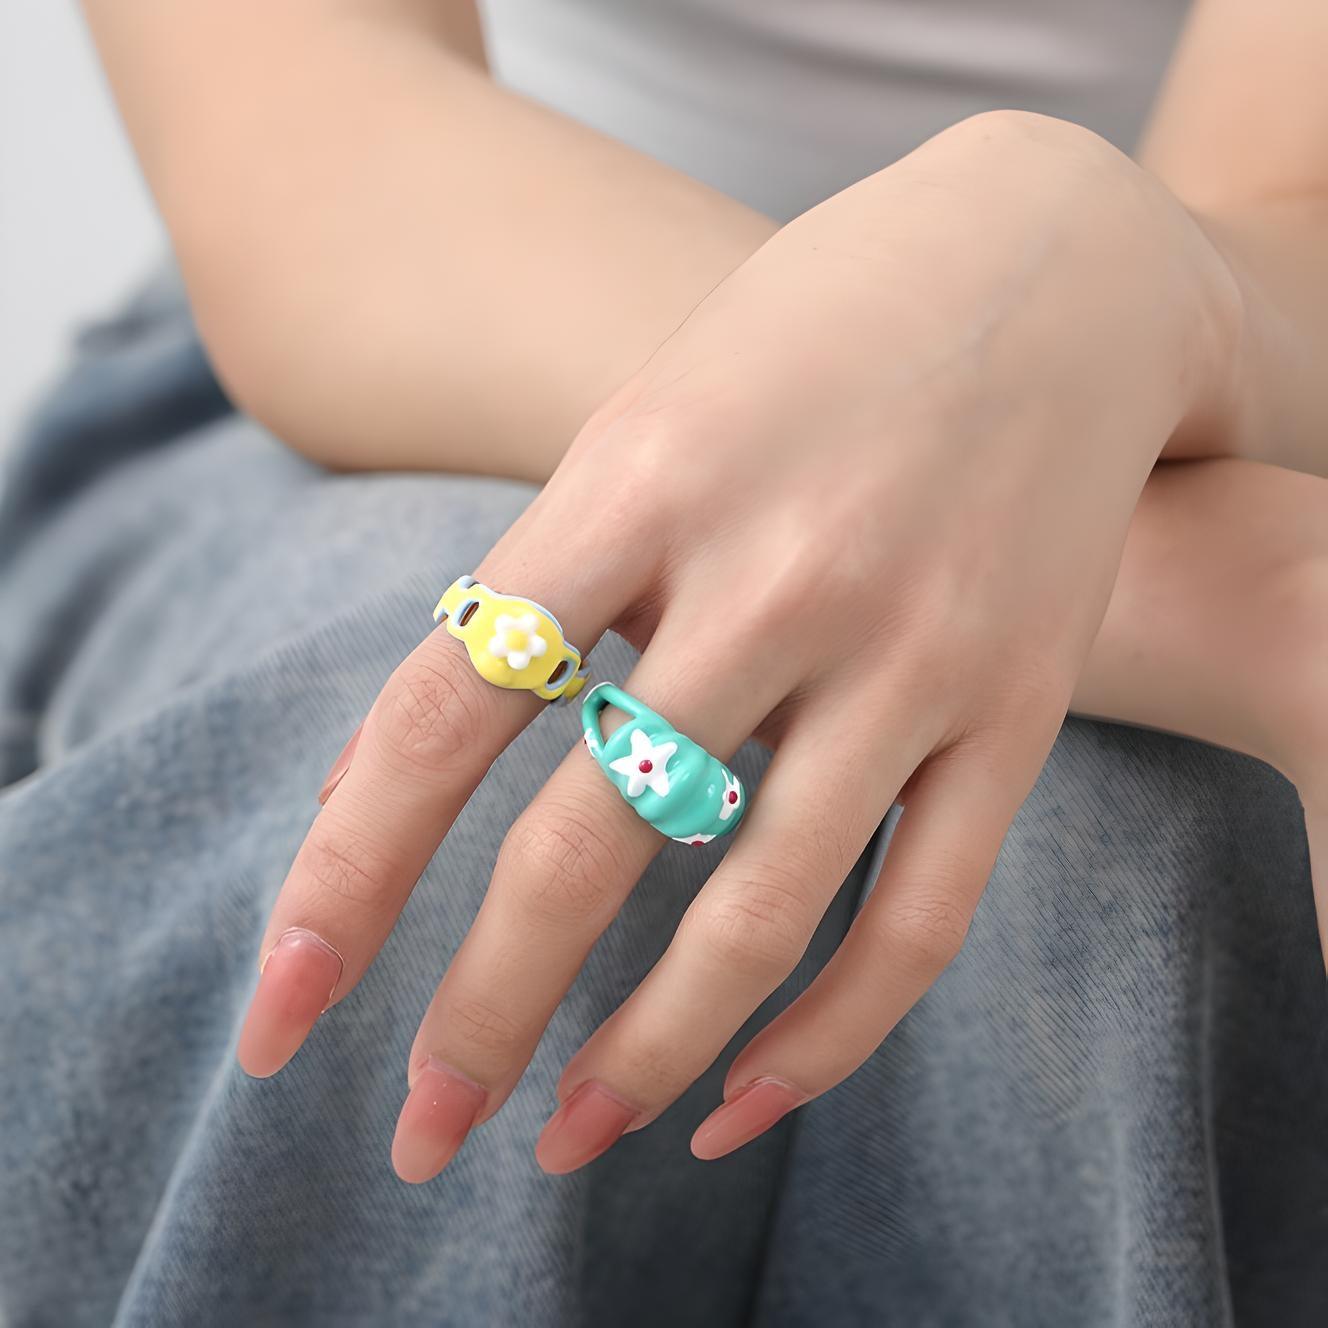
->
481, 0, 1191, 220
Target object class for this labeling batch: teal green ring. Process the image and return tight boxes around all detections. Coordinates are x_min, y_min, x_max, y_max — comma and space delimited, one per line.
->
581, 683, 745, 845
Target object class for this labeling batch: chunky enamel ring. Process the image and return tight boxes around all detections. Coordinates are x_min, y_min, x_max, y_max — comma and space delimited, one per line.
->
581, 683, 745, 845
433, 575, 589, 702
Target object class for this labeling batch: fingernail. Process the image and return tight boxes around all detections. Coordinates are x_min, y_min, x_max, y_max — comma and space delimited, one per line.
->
391, 1057, 488, 1184
690, 1076, 807, 1160
317, 724, 363, 805
535, 1080, 639, 1175
236, 928, 343, 1078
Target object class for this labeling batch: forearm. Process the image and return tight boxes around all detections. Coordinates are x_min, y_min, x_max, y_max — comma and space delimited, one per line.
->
1183, 203, 1328, 476
1073, 457, 1327, 791
82, 1, 775, 479
1075, 455, 1328, 962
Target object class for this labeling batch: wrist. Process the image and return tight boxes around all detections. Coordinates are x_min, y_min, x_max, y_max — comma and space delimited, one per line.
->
1172, 200, 1328, 474
1094, 152, 1237, 464
1152, 200, 1249, 463
894, 112, 1245, 468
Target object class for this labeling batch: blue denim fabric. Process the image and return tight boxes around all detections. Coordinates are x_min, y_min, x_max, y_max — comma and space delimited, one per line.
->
1, 272, 1326, 1327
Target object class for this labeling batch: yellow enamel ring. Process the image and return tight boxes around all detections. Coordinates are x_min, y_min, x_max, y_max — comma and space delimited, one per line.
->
432, 575, 589, 702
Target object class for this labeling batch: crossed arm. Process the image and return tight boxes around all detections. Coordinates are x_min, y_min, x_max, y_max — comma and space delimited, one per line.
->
82, 0, 1328, 479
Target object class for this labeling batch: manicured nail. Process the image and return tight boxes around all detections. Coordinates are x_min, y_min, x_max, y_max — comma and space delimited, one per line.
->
690, 1076, 807, 1160
317, 724, 363, 805
236, 928, 343, 1078
391, 1057, 487, 1184
535, 1080, 639, 1175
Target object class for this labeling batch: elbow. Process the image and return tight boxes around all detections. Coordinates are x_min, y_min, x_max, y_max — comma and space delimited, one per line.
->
173, 241, 272, 437
167, 198, 345, 468
186, 286, 273, 442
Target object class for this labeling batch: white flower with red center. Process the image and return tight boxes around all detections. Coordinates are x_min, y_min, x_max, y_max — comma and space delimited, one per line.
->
609, 728, 677, 798
487, 612, 548, 672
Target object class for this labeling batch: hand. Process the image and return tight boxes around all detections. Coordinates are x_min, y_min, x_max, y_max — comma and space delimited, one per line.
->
237, 110, 1239, 1178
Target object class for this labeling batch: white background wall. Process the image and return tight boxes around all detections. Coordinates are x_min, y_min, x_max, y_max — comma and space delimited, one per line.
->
0, 1, 164, 446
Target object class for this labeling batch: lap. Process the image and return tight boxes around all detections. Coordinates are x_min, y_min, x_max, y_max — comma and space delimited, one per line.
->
0, 396, 808, 1326
2, 284, 1325, 1326
761, 720, 1327, 1327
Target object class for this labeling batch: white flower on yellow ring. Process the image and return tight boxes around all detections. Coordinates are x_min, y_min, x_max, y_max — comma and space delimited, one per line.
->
487, 612, 548, 672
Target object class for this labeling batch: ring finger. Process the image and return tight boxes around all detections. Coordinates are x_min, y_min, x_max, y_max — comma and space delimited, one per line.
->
689, 754, 1023, 1160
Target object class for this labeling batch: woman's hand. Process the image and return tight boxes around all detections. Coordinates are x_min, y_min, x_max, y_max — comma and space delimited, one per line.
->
237, 110, 1241, 1178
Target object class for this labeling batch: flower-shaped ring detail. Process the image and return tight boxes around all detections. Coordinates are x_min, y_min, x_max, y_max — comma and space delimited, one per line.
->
582, 683, 746, 843
488, 612, 549, 672
432, 575, 589, 702
609, 729, 678, 798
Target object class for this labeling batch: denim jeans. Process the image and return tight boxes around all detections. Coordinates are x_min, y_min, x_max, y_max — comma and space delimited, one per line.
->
2, 270, 1326, 1327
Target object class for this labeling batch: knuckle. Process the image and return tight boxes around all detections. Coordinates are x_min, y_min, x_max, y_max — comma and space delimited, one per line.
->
935, 643, 1073, 761
299, 829, 390, 910
608, 1036, 694, 1104
612, 419, 681, 499
725, 564, 820, 643
949, 108, 1107, 160
689, 867, 815, 982
952, 107, 1049, 143
447, 994, 526, 1059
995, 648, 1076, 717
499, 806, 628, 926
884, 892, 971, 972
376, 651, 491, 770
578, 408, 683, 516
589, 394, 760, 527
612, 436, 697, 550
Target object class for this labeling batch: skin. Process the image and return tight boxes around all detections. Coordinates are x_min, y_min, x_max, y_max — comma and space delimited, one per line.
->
80, 0, 1328, 1180
1078, 457, 1328, 966
81, 1, 1328, 480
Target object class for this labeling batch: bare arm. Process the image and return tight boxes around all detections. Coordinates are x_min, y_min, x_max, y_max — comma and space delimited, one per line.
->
85, 0, 1328, 481
81, 0, 775, 479
1139, 0, 1328, 474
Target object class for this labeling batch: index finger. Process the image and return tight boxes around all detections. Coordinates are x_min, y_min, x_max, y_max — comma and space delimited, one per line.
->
236, 527, 640, 1077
